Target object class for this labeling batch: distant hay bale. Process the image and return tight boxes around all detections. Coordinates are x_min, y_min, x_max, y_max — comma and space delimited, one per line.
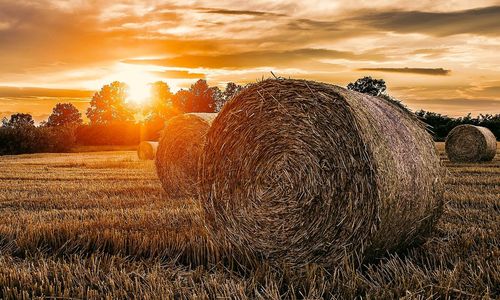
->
155, 113, 217, 198
137, 141, 158, 160
200, 79, 445, 268
445, 125, 496, 163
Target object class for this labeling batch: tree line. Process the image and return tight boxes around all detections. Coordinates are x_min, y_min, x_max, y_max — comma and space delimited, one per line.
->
0, 80, 242, 154
347, 77, 499, 141
1, 77, 498, 155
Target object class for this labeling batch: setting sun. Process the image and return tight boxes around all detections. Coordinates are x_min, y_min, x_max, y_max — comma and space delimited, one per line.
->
98, 62, 161, 105
127, 81, 151, 105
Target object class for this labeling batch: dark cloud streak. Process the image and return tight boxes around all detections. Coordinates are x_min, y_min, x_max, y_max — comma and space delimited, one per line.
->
0, 86, 94, 98
355, 6, 500, 36
199, 8, 286, 17
358, 67, 451, 75
124, 48, 386, 69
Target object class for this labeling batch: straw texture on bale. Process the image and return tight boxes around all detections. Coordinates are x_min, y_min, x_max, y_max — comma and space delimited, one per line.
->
155, 113, 217, 198
445, 125, 496, 163
137, 141, 158, 160
200, 79, 444, 268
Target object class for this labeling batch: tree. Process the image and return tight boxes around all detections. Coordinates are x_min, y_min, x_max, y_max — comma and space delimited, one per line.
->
347, 76, 386, 96
216, 82, 243, 111
171, 79, 217, 113
86, 81, 134, 124
2, 113, 35, 128
224, 82, 243, 100
46, 103, 82, 127
347, 76, 410, 112
211, 86, 224, 112
150, 81, 173, 107
171, 89, 191, 113
149, 81, 177, 119
416, 110, 499, 141
186, 79, 216, 113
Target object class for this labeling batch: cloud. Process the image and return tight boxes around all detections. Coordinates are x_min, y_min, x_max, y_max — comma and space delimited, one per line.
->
0, 21, 11, 30
124, 48, 385, 70
151, 70, 206, 79
199, 8, 286, 17
479, 85, 500, 94
286, 18, 341, 31
357, 67, 451, 75
0, 86, 94, 98
0, 1, 225, 78
0, 96, 91, 122
355, 6, 500, 36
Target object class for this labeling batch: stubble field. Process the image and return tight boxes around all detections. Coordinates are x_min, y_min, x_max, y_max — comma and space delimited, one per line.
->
0, 143, 498, 299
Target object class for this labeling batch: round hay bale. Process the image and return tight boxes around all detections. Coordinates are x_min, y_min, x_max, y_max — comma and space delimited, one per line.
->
155, 113, 217, 198
445, 125, 496, 163
137, 141, 158, 160
200, 79, 444, 268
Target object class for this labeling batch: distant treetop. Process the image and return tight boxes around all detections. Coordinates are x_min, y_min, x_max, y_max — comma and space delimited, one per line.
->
86, 81, 134, 125
2, 113, 35, 128
47, 103, 82, 127
347, 76, 386, 96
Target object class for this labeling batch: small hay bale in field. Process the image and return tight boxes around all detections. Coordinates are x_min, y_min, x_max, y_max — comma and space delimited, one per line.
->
200, 79, 445, 268
137, 141, 158, 160
155, 113, 217, 198
445, 125, 496, 163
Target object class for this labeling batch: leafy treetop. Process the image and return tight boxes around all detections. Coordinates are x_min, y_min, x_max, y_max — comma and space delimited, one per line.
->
47, 103, 83, 127
86, 81, 134, 124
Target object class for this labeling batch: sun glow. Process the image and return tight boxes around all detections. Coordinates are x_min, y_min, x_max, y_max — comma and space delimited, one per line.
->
127, 81, 151, 104
97, 62, 162, 105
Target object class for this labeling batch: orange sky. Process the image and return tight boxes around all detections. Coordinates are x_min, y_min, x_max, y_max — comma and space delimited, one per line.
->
1, 0, 499, 121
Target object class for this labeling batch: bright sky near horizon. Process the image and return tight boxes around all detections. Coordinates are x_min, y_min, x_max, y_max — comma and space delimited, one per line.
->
0, 0, 499, 121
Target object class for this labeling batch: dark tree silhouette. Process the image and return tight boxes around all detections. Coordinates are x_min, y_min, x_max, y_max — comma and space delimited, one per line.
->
216, 82, 243, 111
211, 86, 223, 112
224, 82, 243, 100
2, 113, 35, 128
346, 76, 498, 141
186, 79, 216, 113
86, 81, 134, 124
348, 76, 410, 112
171, 89, 191, 113
172, 79, 217, 113
416, 110, 499, 141
347, 76, 387, 96
46, 103, 82, 127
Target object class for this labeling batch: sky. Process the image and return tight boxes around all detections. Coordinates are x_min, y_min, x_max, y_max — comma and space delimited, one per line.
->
0, 0, 499, 122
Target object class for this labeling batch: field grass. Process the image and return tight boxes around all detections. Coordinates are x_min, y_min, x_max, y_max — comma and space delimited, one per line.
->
0, 143, 498, 299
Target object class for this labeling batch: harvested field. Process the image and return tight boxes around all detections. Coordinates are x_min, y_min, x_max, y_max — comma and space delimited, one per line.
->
0, 144, 498, 299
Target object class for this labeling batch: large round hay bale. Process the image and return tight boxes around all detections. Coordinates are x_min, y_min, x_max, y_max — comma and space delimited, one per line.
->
137, 141, 158, 160
445, 125, 496, 163
155, 113, 217, 198
200, 79, 444, 268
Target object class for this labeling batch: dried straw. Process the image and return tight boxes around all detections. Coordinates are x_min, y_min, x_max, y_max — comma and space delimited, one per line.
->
137, 141, 158, 160
445, 125, 496, 162
200, 79, 444, 268
155, 113, 217, 198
